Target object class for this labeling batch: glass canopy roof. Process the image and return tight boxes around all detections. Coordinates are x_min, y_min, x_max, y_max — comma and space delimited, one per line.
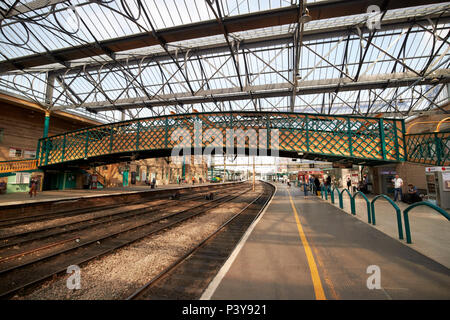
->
0, 0, 449, 123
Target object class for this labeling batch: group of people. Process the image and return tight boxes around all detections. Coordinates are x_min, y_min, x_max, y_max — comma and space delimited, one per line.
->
290, 173, 422, 205
281, 177, 291, 187
304, 176, 322, 196
392, 175, 421, 204
176, 176, 203, 185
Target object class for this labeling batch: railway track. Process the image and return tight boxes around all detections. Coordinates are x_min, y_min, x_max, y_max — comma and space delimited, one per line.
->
0, 183, 252, 299
127, 181, 274, 300
0, 185, 244, 251
0, 183, 243, 228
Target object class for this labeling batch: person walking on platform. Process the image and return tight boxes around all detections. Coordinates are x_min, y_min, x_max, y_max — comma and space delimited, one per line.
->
346, 176, 352, 191
303, 181, 308, 197
151, 177, 156, 189
28, 176, 38, 198
192, 176, 195, 185
314, 176, 320, 195
392, 174, 404, 202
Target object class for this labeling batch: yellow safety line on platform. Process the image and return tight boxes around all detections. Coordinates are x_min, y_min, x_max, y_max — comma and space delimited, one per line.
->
288, 189, 326, 300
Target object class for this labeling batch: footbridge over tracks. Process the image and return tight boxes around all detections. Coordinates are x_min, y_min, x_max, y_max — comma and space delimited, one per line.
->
1, 112, 448, 173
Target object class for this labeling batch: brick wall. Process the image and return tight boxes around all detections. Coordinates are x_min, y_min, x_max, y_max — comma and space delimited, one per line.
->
0, 102, 95, 161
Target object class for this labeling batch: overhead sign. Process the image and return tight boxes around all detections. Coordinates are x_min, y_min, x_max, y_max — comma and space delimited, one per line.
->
426, 167, 450, 172
332, 162, 353, 168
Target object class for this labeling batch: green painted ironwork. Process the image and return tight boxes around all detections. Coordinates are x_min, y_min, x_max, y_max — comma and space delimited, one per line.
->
352, 191, 371, 224
405, 131, 450, 166
339, 188, 354, 213
43, 113, 50, 138
379, 118, 387, 160
370, 195, 403, 240
403, 201, 450, 244
330, 186, 339, 204
36, 111, 407, 168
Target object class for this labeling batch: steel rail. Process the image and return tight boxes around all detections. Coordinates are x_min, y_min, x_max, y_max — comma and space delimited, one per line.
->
127, 182, 274, 300
0, 185, 252, 299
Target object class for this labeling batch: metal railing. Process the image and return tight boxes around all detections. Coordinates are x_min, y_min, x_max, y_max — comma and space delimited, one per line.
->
36, 111, 407, 168
0, 159, 38, 174
402, 201, 450, 244
319, 185, 449, 244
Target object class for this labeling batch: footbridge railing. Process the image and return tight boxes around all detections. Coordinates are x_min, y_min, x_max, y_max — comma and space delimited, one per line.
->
36, 111, 406, 168
0, 159, 38, 174
405, 131, 450, 166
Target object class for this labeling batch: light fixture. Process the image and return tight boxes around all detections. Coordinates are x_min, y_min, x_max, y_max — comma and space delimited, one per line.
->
299, 8, 312, 24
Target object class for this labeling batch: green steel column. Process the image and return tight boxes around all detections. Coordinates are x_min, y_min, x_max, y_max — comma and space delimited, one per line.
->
42, 110, 51, 166
165, 117, 169, 148
110, 127, 114, 153
136, 122, 141, 150
61, 134, 66, 162
182, 155, 186, 180
305, 115, 310, 153
36, 139, 41, 166
435, 134, 442, 166
401, 120, 407, 161
379, 118, 387, 160
393, 120, 400, 161
44, 139, 50, 166
84, 131, 89, 159
43, 110, 50, 138
347, 117, 353, 157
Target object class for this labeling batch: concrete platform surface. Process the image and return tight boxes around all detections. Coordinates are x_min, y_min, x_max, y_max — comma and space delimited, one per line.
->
206, 183, 450, 300
0, 183, 215, 206
331, 190, 450, 268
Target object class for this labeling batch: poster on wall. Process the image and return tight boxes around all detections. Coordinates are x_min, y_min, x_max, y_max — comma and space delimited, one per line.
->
443, 172, 450, 191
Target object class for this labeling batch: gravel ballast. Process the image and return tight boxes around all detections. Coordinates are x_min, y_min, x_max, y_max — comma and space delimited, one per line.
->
15, 183, 263, 300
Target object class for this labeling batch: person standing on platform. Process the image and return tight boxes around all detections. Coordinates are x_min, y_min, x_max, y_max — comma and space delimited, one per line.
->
392, 174, 404, 202
83, 172, 90, 189
192, 176, 195, 185
346, 176, 352, 191
28, 176, 38, 198
326, 175, 332, 192
314, 176, 320, 195
303, 180, 308, 197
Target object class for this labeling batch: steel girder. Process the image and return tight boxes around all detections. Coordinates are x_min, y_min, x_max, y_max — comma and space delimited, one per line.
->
50, 70, 450, 111
0, 0, 446, 73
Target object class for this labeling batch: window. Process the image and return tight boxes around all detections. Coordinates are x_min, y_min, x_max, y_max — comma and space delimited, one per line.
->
12, 172, 30, 184
24, 150, 36, 159
9, 148, 23, 158
0, 128, 3, 142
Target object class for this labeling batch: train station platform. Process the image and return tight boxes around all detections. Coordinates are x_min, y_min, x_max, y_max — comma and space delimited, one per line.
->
0, 183, 215, 207
202, 183, 450, 300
